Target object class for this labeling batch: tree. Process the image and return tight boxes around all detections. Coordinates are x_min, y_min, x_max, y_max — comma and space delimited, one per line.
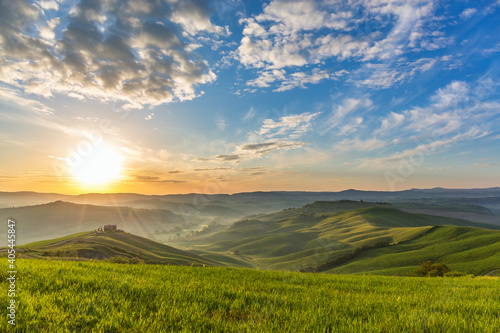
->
409, 261, 451, 277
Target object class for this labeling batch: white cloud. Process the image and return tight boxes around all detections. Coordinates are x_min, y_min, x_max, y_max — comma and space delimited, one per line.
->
238, 0, 444, 91
356, 57, 438, 89
335, 137, 386, 152
0, 86, 53, 115
202, 110, 318, 163
323, 97, 372, 133
37, 0, 59, 11
359, 127, 488, 169
243, 106, 256, 121
247, 69, 286, 88
338, 117, 364, 136
37, 17, 59, 40
216, 116, 227, 131
374, 112, 405, 136
258, 112, 321, 138
0, 0, 225, 110
235, 139, 307, 156
275, 69, 348, 92
431, 81, 470, 109
460, 8, 477, 20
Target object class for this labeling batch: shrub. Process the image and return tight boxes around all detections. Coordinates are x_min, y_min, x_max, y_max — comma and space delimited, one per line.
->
408, 261, 451, 277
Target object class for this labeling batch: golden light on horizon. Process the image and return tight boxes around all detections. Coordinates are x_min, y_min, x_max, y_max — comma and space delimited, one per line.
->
70, 144, 124, 188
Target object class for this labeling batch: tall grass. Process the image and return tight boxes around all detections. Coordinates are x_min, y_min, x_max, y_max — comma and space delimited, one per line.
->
1, 259, 499, 332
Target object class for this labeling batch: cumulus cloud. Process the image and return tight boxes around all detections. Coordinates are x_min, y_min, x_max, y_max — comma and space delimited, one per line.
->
237, 0, 443, 91
460, 8, 478, 20
0, 0, 225, 110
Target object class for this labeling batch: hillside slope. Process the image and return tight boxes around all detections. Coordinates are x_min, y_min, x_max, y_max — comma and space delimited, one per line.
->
173, 201, 500, 272
326, 225, 500, 276
8, 230, 230, 267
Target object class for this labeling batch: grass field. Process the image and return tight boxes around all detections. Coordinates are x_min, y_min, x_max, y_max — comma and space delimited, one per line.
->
1, 259, 499, 332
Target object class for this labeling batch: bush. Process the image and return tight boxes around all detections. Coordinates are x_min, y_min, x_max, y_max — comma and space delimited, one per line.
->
105, 256, 145, 264
408, 261, 453, 277
444, 271, 467, 277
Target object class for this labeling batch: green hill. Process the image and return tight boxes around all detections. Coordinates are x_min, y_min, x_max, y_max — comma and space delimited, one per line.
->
8, 230, 230, 267
358, 206, 500, 228
325, 225, 500, 276
173, 202, 500, 273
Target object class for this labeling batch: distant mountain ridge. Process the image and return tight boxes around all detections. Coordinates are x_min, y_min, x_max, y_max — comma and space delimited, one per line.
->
2, 187, 500, 207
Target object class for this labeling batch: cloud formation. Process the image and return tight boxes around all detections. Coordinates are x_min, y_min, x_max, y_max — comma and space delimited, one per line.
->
237, 0, 444, 91
236, 139, 307, 155
0, 0, 225, 109
258, 112, 321, 138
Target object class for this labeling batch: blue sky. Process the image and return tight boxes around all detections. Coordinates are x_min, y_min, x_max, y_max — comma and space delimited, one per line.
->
0, 0, 499, 194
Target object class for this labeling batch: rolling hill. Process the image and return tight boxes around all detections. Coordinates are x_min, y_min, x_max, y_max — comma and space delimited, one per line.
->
3, 198, 499, 276
172, 201, 500, 274
325, 225, 500, 276
6, 229, 249, 267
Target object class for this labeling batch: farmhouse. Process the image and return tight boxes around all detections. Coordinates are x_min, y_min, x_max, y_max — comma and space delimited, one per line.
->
96, 225, 117, 233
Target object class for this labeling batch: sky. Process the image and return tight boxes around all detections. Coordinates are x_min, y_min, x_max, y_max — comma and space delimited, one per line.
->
0, 0, 499, 195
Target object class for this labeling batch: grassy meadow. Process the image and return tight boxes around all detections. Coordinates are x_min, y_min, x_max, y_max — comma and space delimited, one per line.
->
1, 259, 499, 332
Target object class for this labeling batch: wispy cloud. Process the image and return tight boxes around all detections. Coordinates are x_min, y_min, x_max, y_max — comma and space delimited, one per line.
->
323, 97, 372, 133
215, 154, 240, 161
374, 112, 405, 136
131, 175, 187, 183
243, 106, 257, 121
359, 127, 488, 168
258, 111, 321, 138
0, 86, 53, 115
236, 139, 307, 156
474, 162, 498, 168
335, 138, 387, 152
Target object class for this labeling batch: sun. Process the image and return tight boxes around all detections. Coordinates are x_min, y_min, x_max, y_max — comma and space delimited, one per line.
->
70, 144, 124, 187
